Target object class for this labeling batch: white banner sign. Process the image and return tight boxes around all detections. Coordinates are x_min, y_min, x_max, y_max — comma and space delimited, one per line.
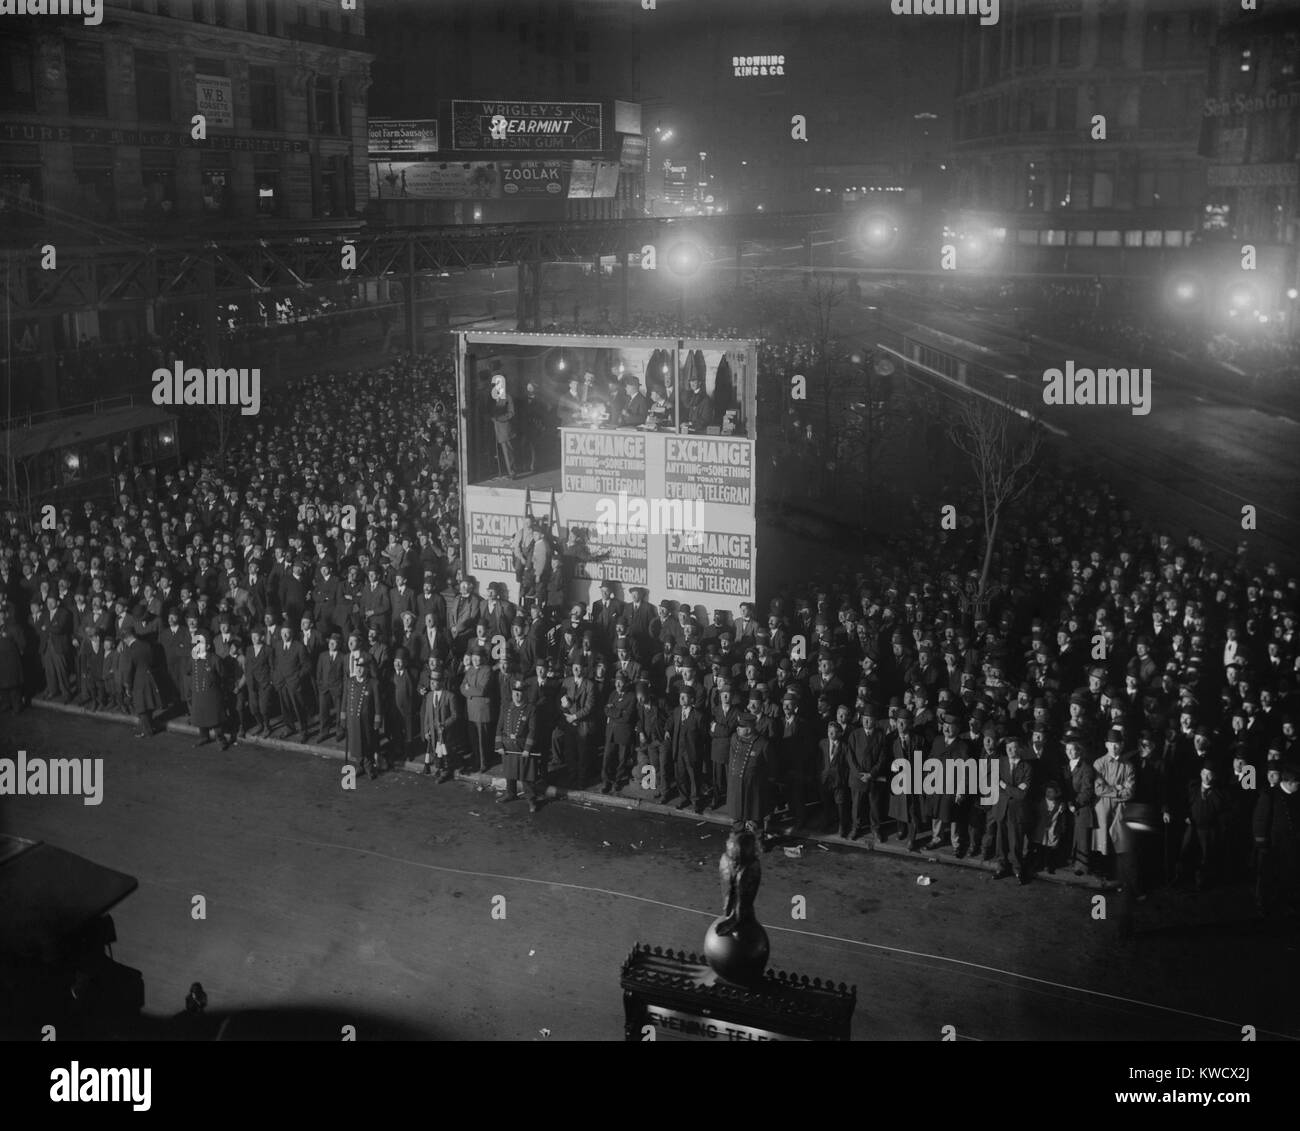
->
195, 74, 233, 129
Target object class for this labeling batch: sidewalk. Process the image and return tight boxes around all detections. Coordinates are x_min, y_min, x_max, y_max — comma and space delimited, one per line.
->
25, 697, 1109, 892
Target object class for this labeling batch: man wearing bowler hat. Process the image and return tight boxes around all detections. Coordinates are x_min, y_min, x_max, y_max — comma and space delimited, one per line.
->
421, 663, 461, 782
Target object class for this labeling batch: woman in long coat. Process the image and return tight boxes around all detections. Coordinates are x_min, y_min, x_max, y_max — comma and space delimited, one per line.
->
190, 630, 229, 748
460, 646, 495, 774
342, 654, 382, 779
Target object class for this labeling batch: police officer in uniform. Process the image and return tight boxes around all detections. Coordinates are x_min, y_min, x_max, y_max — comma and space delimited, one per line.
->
497, 678, 544, 812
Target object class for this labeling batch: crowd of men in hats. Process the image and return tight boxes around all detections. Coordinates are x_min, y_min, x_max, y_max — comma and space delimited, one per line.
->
2, 343, 1299, 920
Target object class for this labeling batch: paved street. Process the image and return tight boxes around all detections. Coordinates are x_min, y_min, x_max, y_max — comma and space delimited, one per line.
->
4, 709, 1296, 1042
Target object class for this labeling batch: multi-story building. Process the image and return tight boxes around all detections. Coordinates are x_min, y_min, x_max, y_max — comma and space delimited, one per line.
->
950, 0, 1215, 275
1198, 0, 1300, 321
0, 0, 373, 412
365, 0, 644, 224
0, 0, 373, 241
664, 2, 957, 216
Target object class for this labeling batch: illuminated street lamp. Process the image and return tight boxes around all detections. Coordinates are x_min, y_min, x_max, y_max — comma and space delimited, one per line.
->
666, 240, 703, 330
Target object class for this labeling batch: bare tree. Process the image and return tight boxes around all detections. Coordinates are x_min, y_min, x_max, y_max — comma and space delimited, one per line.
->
796, 274, 847, 491
947, 396, 1044, 619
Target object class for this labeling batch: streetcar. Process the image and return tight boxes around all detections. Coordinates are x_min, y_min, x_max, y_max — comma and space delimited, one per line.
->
876, 322, 1035, 417
0, 396, 182, 514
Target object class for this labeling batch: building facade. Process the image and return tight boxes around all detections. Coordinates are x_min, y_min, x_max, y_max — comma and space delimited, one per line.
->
0, 0, 373, 415
365, 0, 644, 225
0, 0, 373, 241
1198, 0, 1300, 319
950, 0, 1215, 274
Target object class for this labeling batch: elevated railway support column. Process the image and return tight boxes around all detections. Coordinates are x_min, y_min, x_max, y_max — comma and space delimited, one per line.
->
405, 241, 419, 353
531, 261, 544, 329
620, 251, 630, 326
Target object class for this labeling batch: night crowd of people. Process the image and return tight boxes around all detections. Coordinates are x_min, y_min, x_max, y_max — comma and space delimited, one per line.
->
1, 336, 1298, 921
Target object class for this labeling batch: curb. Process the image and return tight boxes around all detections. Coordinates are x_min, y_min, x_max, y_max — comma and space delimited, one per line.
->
23, 698, 1109, 891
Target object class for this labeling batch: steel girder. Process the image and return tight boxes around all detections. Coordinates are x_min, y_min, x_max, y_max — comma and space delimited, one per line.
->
0, 212, 840, 318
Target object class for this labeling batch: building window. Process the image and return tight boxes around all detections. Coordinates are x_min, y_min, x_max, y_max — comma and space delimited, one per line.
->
0, 39, 37, 113
1143, 230, 1162, 247
1140, 83, 1181, 129
201, 164, 233, 216
1095, 230, 1120, 247
575, 61, 589, 84
1058, 17, 1081, 67
1055, 86, 1077, 130
315, 154, 348, 218
1163, 230, 1184, 247
141, 151, 178, 219
193, 0, 210, 22
1143, 14, 1172, 65
1029, 91, 1049, 131
66, 41, 108, 117
250, 65, 278, 130
575, 29, 590, 52
73, 148, 116, 221
1092, 170, 1115, 209
1016, 230, 1039, 245
1095, 84, 1122, 129
0, 149, 43, 221
135, 50, 172, 123
1098, 13, 1125, 65
1069, 230, 1095, 246
1033, 20, 1051, 66
254, 160, 281, 216
1016, 23, 1031, 68
518, 21, 529, 42
245, 0, 260, 31
312, 75, 337, 134
265, 0, 278, 35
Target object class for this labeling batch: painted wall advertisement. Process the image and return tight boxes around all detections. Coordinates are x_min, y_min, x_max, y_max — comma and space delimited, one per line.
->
451, 100, 603, 152
369, 161, 501, 199
369, 118, 439, 158
194, 74, 233, 128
